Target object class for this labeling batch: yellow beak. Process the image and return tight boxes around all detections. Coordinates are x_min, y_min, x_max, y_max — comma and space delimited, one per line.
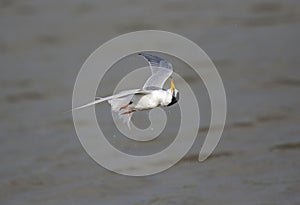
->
170, 78, 175, 92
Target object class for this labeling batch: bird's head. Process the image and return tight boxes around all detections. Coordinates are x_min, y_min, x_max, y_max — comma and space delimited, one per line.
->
167, 78, 179, 106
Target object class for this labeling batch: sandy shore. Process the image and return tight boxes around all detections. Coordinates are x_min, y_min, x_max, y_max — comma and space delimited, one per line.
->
0, 0, 299, 204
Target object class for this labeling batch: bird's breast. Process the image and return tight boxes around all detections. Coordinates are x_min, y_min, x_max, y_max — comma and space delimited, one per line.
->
133, 90, 172, 110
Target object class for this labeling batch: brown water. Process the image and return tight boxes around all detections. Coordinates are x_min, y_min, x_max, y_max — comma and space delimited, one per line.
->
1, 0, 300, 204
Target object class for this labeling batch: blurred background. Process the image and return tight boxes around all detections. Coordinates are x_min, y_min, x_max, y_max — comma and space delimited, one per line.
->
0, 0, 299, 204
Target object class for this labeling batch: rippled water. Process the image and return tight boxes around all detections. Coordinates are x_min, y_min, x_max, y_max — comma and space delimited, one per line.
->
0, 0, 299, 204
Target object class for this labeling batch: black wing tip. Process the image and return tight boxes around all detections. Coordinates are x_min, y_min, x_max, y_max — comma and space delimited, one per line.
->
138, 52, 158, 60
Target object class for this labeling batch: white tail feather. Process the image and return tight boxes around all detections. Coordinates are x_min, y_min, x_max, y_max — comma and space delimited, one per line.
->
108, 95, 134, 127
67, 98, 104, 112
69, 89, 146, 127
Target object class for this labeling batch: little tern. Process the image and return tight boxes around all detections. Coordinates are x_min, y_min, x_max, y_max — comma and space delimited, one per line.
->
72, 53, 179, 126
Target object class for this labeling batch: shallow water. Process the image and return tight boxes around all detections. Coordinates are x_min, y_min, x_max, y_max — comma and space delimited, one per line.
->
1, 0, 300, 204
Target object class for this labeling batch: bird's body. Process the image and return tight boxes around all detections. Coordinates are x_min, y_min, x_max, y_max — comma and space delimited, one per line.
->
72, 53, 179, 127
130, 89, 173, 110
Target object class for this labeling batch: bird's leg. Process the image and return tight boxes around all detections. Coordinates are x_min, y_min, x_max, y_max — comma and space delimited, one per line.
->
122, 110, 136, 115
119, 101, 133, 110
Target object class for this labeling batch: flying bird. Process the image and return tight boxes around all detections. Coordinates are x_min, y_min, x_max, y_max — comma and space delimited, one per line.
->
72, 53, 179, 126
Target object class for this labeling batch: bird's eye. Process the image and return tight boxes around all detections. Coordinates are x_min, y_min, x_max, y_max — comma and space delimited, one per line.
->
176, 92, 180, 101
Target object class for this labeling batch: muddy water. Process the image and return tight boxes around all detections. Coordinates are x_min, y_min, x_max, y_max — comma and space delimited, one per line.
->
0, 0, 299, 204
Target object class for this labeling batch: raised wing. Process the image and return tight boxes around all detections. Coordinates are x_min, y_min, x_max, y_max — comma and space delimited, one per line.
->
71, 89, 150, 111
139, 53, 173, 89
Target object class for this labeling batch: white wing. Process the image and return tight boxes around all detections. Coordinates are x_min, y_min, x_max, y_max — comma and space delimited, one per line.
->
71, 89, 150, 111
139, 53, 173, 89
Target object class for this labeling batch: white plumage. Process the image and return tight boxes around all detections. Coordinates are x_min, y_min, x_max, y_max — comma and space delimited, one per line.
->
72, 53, 179, 126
